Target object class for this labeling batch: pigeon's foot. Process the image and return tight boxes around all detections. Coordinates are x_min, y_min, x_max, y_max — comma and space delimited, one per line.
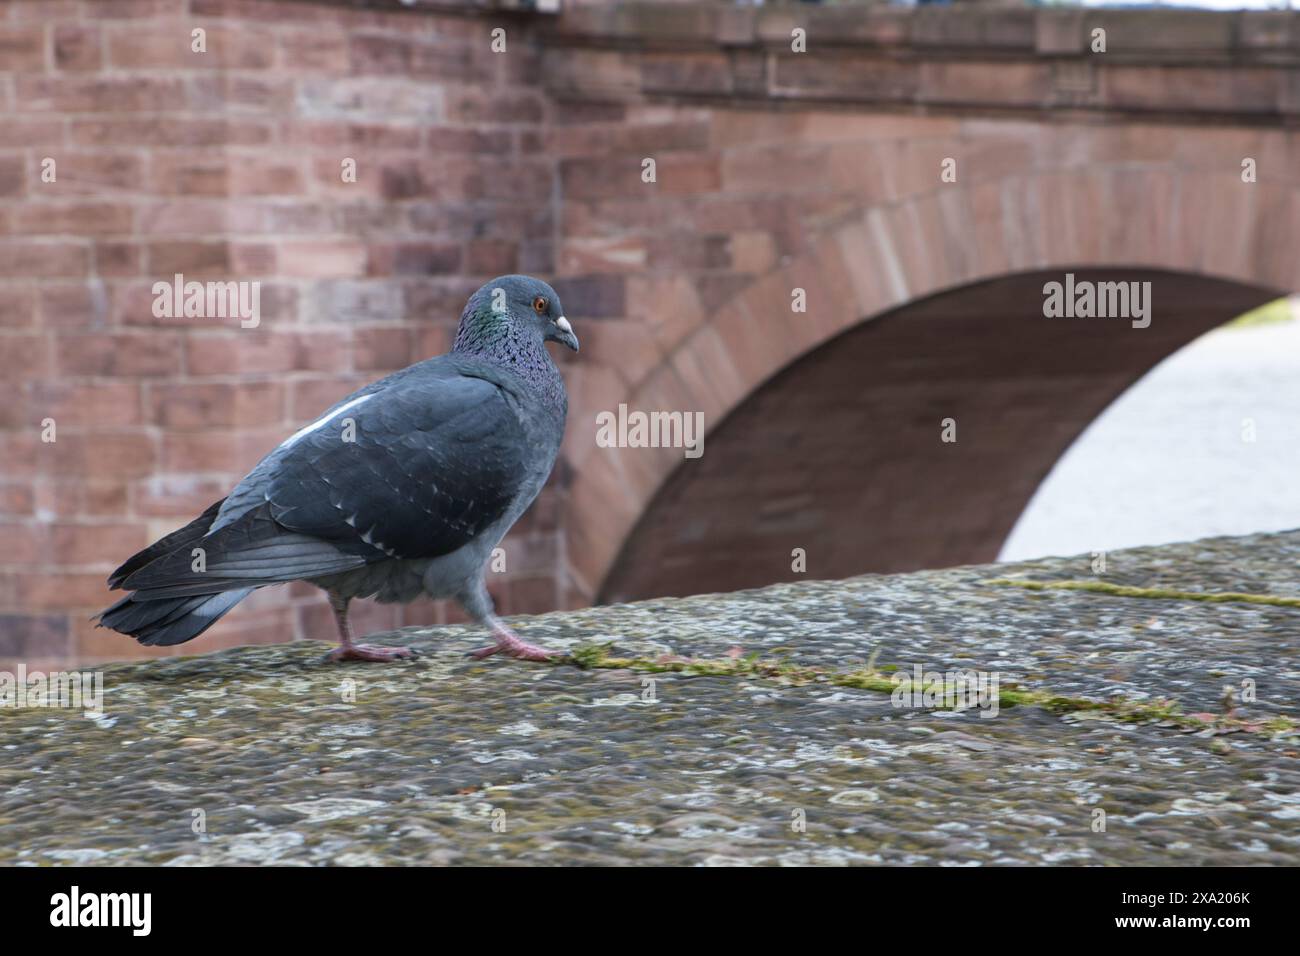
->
469, 627, 554, 663
326, 643, 415, 663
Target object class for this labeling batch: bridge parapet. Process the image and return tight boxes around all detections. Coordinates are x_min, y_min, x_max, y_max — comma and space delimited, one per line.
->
541, 5, 1300, 122
2, 529, 1296, 865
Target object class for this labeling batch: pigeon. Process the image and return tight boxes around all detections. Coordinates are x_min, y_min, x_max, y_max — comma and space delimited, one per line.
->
98, 275, 578, 663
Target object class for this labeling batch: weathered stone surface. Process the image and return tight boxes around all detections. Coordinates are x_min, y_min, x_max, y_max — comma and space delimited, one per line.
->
2, 531, 1295, 866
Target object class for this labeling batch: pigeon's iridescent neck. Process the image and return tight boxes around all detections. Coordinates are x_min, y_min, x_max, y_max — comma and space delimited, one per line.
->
452, 308, 567, 408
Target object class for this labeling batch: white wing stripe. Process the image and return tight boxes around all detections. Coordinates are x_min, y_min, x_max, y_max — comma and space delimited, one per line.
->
280, 394, 374, 449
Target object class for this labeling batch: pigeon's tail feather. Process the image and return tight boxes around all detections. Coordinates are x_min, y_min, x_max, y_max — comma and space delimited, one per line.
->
98, 588, 253, 647
115, 503, 366, 598
108, 498, 226, 589
99, 502, 366, 647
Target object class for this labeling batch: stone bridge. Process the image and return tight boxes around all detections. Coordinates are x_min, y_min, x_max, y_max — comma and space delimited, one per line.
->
1, 0, 1297, 665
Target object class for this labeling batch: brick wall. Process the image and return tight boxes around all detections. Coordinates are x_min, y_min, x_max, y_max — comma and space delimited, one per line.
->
0, 0, 563, 667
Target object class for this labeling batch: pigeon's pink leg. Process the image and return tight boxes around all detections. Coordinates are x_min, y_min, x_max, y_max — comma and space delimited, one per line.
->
469, 619, 554, 662
325, 594, 415, 663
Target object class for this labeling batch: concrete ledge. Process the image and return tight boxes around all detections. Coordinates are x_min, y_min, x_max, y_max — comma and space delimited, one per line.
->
2, 530, 1296, 865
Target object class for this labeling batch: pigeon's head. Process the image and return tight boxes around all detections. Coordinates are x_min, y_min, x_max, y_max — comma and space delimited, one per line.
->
455, 275, 579, 357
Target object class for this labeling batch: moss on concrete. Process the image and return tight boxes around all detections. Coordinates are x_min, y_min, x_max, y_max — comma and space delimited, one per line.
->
988, 577, 1300, 608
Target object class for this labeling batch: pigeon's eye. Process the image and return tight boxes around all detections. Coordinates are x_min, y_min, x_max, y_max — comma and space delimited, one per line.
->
532, 296, 548, 314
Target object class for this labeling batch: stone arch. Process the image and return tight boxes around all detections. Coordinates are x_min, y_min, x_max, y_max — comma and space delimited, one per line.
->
562, 159, 1297, 604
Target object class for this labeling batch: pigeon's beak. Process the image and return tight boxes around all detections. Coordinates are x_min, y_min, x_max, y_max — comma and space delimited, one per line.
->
552, 315, 579, 353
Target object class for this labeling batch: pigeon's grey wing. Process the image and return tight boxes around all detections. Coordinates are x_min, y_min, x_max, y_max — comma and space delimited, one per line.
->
264, 371, 532, 562
118, 370, 532, 598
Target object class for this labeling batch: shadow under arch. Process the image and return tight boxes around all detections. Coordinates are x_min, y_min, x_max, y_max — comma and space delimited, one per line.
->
597, 268, 1282, 604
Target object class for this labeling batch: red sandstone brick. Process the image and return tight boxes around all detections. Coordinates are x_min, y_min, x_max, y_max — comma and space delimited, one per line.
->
150, 154, 230, 197
518, 240, 554, 275
551, 274, 625, 319
183, 331, 298, 376
38, 480, 130, 518
83, 0, 183, 19
834, 218, 894, 320
108, 24, 273, 70
148, 381, 285, 429
444, 89, 545, 125
291, 328, 349, 371
573, 321, 662, 394
56, 153, 146, 194
823, 141, 898, 205
160, 427, 284, 474
15, 202, 134, 236
7, 0, 80, 22
353, 326, 412, 371
0, 612, 74, 664
4, 332, 52, 381
0, 242, 90, 278
347, 33, 485, 84
412, 324, 453, 360
53, 24, 104, 71
646, 234, 730, 271
364, 157, 426, 201
289, 119, 422, 151
0, 284, 36, 328
131, 475, 232, 517
0, 25, 45, 71
464, 239, 518, 276
278, 30, 349, 72
69, 613, 171, 664
229, 156, 306, 197
230, 241, 276, 275
205, 604, 297, 649
135, 199, 259, 237
15, 571, 115, 612
94, 242, 146, 277
0, 484, 35, 517
278, 241, 368, 278
288, 377, 369, 420
0, 433, 41, 480
42, 432, 157, 480
304, 161, 379, 202
0, 524, 43, 567
559, 158, 634, 202
71, 117, 271, 149
15, 75, 185, 113
28, 382, 142, 428
0, 120, 64, 150
187, 74, 294, 113
721, 144, 829, 194
0, 155, 27, 199
429, 128, 505, 155
49, 522, 148, 567
190, 0, 323, 23
306, 279, 401, 324
366, 241, 461, 277
338, 199, 404, 233
145, 240, 232, 277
